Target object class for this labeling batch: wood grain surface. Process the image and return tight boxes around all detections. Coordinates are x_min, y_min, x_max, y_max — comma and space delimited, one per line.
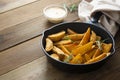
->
0, 0, 120, 80
0, 0, 79, 51
0, 36, 43, 75
0, 0, 39, 13
0, 0, 79, 75
0, 29, 119, 79
0, 48, 120, 80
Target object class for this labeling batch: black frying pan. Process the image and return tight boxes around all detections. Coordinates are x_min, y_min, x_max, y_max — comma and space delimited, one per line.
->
41, 12, 115, 72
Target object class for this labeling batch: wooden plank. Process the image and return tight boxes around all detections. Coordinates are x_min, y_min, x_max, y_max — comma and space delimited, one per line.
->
0, 0, 79, 51
0, 0, 39, 13
0, 0, 79, 75
0, 50, 120, 80
0, 11, 78, 51
0, 0, 49, 31
0, 30, 119, 78
0, 0, 79, 31
0, 11, 78, 74
0, 36, 44, 75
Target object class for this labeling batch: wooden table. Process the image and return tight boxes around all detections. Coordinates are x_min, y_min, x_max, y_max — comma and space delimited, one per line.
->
0, 0, 120, 80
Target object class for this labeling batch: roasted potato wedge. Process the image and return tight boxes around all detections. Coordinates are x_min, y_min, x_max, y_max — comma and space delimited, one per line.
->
45, 38, 53, 52
70, 54, 83, 64
96, 36, 101, 41
48, 31, 65, 42
85, 53, 108, 64
102, 43, 112, 53
85, 54, 91, 61
78, 27, 91, 45
64, 43, 78, 52
92, 48, 102, 58
67, 28, 77, 34
90, 31, 96, 43
52, 46, 65, 55
52, 46, 68, 61
72, 41, 93, 56
50, 53, 59, 60
63, 34, 84, 41
54, 39, 73, 45
59, 44, 71, 55
85, 48, 97, 59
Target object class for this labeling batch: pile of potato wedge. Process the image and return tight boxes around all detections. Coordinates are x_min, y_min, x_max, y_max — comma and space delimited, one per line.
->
45, 27, 112, 64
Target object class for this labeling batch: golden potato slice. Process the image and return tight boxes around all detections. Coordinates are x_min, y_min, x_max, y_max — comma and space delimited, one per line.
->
102, 43, 112, 53
70, 54, 83, 64
72, 41, 93, 56
64, 43, 78, 52
48, 31, 65, 42
67, 28, 77, 34
85, 53, 108, 64
92, 48, 102, 58
45, 38, 53, 52
90, 31, 96, 43
52, 46, 68, 61
82, 55, 87, 63
85, 48, 97, 59
52, 46, 65, 55
54, 39, 72, 45
92, 45, 96, 49
78, 27, 91, 46
50, 53, 59, 60
73, 40, 81, 44
59, 44, 71, 55
85, 54, 91, 62
63, 34, 84, 41
96, 36, 101, 41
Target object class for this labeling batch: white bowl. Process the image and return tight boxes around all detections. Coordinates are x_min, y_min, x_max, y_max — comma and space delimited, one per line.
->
43, 5, 68, 23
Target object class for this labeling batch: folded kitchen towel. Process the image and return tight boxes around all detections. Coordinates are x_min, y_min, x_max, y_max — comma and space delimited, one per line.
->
78, 0, 120, 36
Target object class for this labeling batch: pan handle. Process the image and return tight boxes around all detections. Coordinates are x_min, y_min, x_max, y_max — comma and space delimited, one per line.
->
90, 12, 103, 23
89, 12, 107, 30
90, 12, 116, 56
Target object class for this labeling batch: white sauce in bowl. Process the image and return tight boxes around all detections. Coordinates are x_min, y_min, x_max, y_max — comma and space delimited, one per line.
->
45, 7, 67, 19
43, 5, 67, 23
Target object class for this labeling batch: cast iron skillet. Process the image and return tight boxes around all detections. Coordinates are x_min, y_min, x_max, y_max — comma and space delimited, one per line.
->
41, 21, 115, 73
